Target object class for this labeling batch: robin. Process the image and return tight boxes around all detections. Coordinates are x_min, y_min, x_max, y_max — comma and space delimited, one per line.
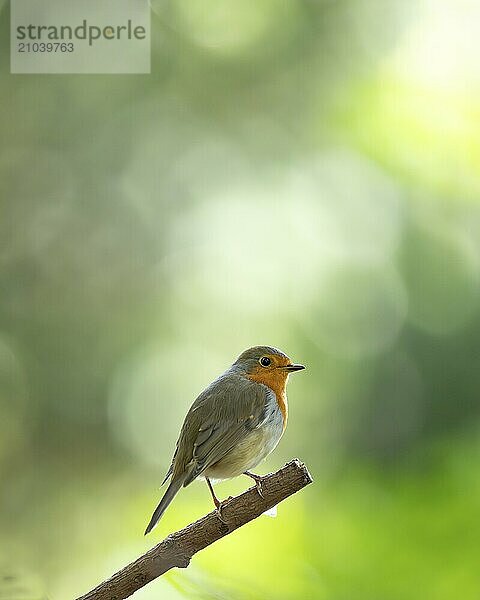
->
144, 345, 305, 534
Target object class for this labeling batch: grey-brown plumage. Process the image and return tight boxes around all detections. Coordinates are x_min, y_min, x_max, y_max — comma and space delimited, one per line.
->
145, 346, 304, 534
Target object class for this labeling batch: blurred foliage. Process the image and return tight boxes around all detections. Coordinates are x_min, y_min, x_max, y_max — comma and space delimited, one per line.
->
1, 0, 480, 598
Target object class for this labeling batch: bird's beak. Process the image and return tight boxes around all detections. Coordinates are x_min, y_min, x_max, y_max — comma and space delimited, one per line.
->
282, 364, 306, 372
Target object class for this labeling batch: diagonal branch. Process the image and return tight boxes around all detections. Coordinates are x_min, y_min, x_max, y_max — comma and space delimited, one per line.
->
76, 459, 313, 600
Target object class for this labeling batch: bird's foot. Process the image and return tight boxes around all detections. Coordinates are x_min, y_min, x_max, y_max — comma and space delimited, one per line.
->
213, 498, 229, 525
244, 471, 265, 499
206, 477, 230, 524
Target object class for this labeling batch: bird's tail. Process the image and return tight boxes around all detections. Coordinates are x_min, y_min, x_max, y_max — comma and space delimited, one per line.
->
144, 475, 185, 535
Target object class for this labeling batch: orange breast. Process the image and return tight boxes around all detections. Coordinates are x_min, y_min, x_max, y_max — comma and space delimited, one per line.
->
247, 368, 288, 431
275, 390, 288, 432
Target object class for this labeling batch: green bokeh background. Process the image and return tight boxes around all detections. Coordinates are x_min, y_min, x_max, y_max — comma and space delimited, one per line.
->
1, 1, 480, 599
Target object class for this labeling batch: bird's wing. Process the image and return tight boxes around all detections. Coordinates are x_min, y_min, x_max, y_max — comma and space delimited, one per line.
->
172, 373, 268, 486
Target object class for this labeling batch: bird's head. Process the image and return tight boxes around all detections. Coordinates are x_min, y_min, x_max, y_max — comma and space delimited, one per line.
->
232, 345, 305, 393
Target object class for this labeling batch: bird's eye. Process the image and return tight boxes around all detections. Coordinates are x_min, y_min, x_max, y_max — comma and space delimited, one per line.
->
260, 356, 271, 367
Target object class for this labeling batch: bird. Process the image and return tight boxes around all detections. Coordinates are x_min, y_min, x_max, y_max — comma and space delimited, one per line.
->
144, 345, 305, 534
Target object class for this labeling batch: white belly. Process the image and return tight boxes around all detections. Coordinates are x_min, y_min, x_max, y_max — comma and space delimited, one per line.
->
205, 389, 284, 480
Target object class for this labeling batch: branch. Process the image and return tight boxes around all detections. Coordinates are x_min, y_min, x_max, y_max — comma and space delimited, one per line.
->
76, 459, 313, 600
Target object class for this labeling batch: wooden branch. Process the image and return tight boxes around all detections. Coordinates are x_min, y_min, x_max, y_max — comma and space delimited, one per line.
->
76, 459, 313, 600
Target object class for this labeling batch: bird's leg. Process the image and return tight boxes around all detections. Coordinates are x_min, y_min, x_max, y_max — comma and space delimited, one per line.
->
205, 476, 221, 508
205, 477, 228, 524
243, 471, 265, 498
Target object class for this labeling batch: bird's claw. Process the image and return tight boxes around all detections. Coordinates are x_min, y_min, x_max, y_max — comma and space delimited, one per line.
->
255, 479, 265, 499
214, 501, 229, 525
244, 471, 265, 499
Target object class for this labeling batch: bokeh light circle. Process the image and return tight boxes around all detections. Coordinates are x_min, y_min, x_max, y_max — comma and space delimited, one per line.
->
306, 263, 408, 359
